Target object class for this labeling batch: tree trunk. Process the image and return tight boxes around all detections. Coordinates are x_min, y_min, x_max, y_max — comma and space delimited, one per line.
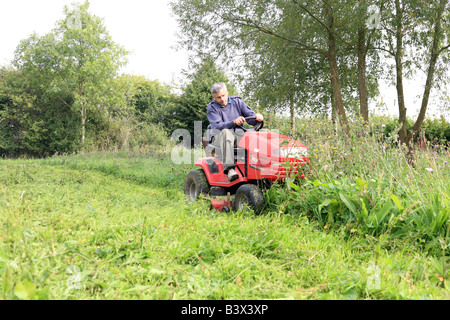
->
330, 82, 337, 135
358, 26, 369, 122
406, 0, 446, 145
81, 107, 86, 154
394, 0, 408, 145
328, 46, 349, 135
324, 3, 350, 135
290, 98, 295, 135
289, 71, 296, 135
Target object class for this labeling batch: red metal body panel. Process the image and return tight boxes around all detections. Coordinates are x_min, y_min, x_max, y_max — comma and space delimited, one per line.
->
196, 130, 310, 186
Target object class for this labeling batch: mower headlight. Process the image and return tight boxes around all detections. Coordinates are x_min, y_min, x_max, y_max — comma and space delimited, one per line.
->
273, 147, 308, 158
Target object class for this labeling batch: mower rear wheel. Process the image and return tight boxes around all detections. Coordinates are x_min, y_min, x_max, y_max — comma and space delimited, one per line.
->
233, 184, 264, 215
184, 169, 210, 202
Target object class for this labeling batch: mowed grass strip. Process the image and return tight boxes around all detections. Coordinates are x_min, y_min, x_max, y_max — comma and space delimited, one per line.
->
0, 159, 449, 300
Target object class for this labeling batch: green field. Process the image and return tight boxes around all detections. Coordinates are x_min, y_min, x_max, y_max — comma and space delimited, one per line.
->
0, 145, 449, 300
2, 0, 450, 302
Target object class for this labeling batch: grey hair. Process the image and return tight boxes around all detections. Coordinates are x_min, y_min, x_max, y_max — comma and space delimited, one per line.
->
211, 82, 227, 95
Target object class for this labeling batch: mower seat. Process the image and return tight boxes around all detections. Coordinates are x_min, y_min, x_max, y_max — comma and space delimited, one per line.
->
203, 125, 216, 157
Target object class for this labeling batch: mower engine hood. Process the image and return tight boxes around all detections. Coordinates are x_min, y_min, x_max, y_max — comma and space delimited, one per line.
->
238, 130, 309, 165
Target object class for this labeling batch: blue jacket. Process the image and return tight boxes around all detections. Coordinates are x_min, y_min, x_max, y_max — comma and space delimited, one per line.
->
206, 96, 257, 132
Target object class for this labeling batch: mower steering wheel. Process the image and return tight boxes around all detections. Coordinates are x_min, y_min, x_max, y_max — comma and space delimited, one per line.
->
233, 116, 264, 132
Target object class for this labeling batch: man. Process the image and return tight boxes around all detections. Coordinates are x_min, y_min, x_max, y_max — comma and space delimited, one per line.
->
207, 82, 264, 182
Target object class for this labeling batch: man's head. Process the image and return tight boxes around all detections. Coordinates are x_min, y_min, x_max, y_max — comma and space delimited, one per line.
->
211, 83, 228, 107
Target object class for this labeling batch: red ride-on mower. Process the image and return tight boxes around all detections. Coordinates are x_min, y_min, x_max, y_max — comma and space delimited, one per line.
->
184, 116, 310, 214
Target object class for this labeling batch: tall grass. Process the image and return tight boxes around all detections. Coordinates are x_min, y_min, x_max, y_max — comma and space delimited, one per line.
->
265, 115, 449, 255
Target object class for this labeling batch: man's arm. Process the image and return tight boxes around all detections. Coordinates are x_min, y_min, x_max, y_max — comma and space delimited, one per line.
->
238, 99, 264, 125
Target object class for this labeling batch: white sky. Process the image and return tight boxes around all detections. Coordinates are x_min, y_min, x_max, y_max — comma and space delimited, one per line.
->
0, 0, 447, 119
0, 0, 189, 84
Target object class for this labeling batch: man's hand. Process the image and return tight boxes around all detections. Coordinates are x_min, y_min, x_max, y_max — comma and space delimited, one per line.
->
234, 116, 246, 126
255, 113, 264, 122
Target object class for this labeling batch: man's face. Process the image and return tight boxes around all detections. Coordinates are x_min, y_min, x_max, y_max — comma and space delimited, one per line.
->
213, 89, 229, 107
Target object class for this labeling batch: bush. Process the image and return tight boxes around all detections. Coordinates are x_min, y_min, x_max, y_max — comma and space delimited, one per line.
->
378, 115, 450, 145
86, 114, 174, 153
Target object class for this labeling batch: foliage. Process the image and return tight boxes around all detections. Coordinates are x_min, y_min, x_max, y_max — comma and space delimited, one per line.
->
128, 75, 177, 129
264, 115, 449, 255
89, 115, 174, 153
0, 67, 81, 157
1, 63, 174, 157
174, 56, 238, 146
378, 0, 450, 144
171, 0, 449, 140
170, 0, 390, 134
0, 0, 449, 301
0, 151, 449, 299
381, 116, 450, 145
0, 2, 172, 157
283, 177, 449, 252
238, 0, 382, 121
12, 1, 129, 150
265, 111, 450, 146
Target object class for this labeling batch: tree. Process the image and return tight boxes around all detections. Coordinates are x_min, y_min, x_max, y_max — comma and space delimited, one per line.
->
354, 0, 386, 122
171, 0, 385, 135
13, 1, 129, 152
406, 0, 450, 144
378, 0, 449, 145
238, 37, 331, 133
128, 75, 178, 127
0, 66, 81, 157
174, 56, 237, 147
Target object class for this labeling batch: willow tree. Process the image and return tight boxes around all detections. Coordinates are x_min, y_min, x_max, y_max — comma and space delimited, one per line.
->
13, 1, 129, 151
406, 0, 450, 144
354, 0, 387, 122
378, 0, 450, 145
171, 0, 356, 134
239, 37, 334, 133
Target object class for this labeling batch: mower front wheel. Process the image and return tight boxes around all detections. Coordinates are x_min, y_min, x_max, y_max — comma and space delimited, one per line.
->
184, 169, 210, 202
233, 184, 264, 215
